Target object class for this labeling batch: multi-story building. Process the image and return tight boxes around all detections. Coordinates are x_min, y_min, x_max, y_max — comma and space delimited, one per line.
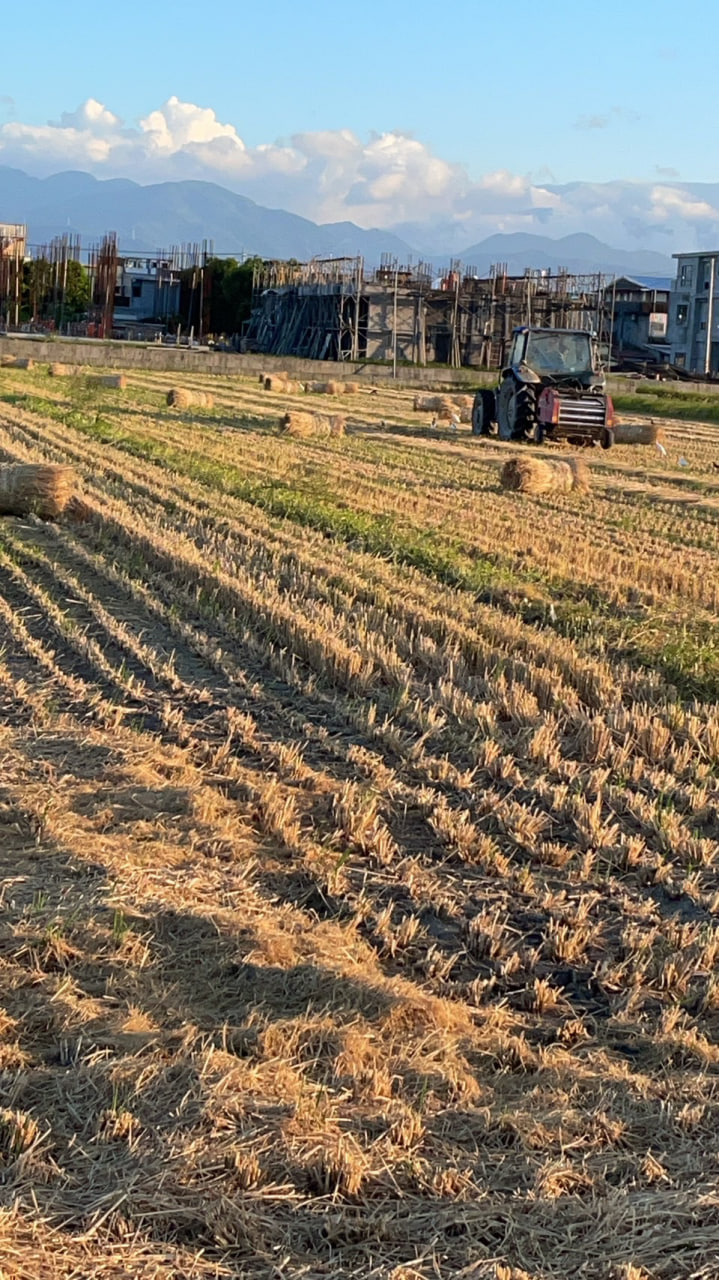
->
604, 276, 670, 362
667, 250, 719, 373
113, 257, 180, 330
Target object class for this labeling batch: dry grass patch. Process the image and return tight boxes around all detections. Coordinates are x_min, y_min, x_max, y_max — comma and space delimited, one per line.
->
0, 359, 717, 1276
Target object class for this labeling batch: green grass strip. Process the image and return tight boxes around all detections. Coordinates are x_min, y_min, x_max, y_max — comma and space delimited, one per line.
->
3, 385, 719, 701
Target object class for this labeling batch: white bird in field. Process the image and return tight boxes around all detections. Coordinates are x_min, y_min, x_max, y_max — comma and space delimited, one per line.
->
655, 440, 667, 457
679, 456, 689, 467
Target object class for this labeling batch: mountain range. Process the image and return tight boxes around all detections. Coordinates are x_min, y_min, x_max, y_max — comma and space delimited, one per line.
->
0, 166, 675, 279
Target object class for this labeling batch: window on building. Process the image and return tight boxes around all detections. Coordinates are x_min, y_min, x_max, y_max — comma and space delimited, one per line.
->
676, 304, 688, 325
132, 280, 143, 298
679, 264, 691, 286
675, 352, 686, 367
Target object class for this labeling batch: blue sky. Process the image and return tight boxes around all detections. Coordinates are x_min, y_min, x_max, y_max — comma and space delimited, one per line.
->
1, 0, 717, 251
0, 0, 710, 183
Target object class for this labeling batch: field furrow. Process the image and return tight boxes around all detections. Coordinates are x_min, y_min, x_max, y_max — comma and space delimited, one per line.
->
0, 358, 718, 1280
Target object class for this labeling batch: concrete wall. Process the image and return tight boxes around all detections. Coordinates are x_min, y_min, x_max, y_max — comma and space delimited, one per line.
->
4, 334, 716, 395
0, 334, 486, 388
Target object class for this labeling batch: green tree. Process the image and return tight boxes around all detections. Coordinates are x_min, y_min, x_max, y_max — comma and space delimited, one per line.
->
22, 258, 90, 325
178, 256, 263, 338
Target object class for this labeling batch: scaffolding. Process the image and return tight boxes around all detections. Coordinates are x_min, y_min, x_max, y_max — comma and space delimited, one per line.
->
244, 257, 611, 369
0, 223, 27, 328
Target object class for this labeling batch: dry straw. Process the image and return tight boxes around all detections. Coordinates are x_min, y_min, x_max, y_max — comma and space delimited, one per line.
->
1, 356, 34, 370
264, 375, 302, 393
0, 464, 78, 518
500, 455, 590, 495
281, 410, 346, 438
305, 380, 346, 395
413, 393, 449, 412
166, 388, 214, 409
614, 419, 664, 445
48, 363, 80, 377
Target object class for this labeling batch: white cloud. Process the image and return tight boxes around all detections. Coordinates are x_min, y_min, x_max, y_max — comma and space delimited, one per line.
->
0, 95, 717, 254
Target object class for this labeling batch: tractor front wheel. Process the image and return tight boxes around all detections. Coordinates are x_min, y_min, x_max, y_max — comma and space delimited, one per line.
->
472, 389, 497, 436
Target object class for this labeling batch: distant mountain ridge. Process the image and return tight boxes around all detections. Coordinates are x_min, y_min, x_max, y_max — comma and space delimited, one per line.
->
0, 166, 675, 278
0, 166, 415, 263
457, 232, 674, 280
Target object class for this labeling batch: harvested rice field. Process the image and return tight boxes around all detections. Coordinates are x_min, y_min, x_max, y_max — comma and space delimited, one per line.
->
0, 360, 718, 1279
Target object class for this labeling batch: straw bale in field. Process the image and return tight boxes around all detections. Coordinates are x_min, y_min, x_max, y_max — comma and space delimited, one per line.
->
49, 362, 80, 377
343, 381, 361, 394
435, 397, 459, 420
166, 387, 214, 409
2, 356, 34, 370
281, 410, 346, 438
305, 380, 345, 395
500, 455, 590, 496
414, 393, 448, 412
0, 464, 78, 518
450, 394, 473, 423
93, 374, 127, 390
264, 375, 301, 392
260, 370, 286, 384
614, 419, 664, 445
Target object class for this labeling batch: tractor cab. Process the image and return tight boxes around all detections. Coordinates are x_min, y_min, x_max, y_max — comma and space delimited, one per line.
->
473, 326, 614, 449
507, 328, 602, 389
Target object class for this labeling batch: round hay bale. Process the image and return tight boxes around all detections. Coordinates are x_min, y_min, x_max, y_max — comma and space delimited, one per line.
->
281, 411, 346, 438
0, 464, 77, 519
0, 355, 16, 368
614, 420, 663, 445
343, 381, 361, 395
12, 358, 34, 370
265, 376, 301, 393
500, 456, 580, 496
434, 397, 459, 421
281, 410, 315, 438
306, 380, 343, 396
49, 363, 78, 377
413, 393, 447, 412
166, 388, 213, 409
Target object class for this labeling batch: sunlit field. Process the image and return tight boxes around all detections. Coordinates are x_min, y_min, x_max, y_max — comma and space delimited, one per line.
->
0, 360, 718, 1279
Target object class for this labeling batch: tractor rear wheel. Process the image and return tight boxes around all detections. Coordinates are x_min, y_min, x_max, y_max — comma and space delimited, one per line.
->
496, 378, 538, 442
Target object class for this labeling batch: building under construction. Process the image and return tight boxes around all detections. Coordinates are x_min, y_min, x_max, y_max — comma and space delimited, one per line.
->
244, 256, 611, 368
0, 223, 27, 328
